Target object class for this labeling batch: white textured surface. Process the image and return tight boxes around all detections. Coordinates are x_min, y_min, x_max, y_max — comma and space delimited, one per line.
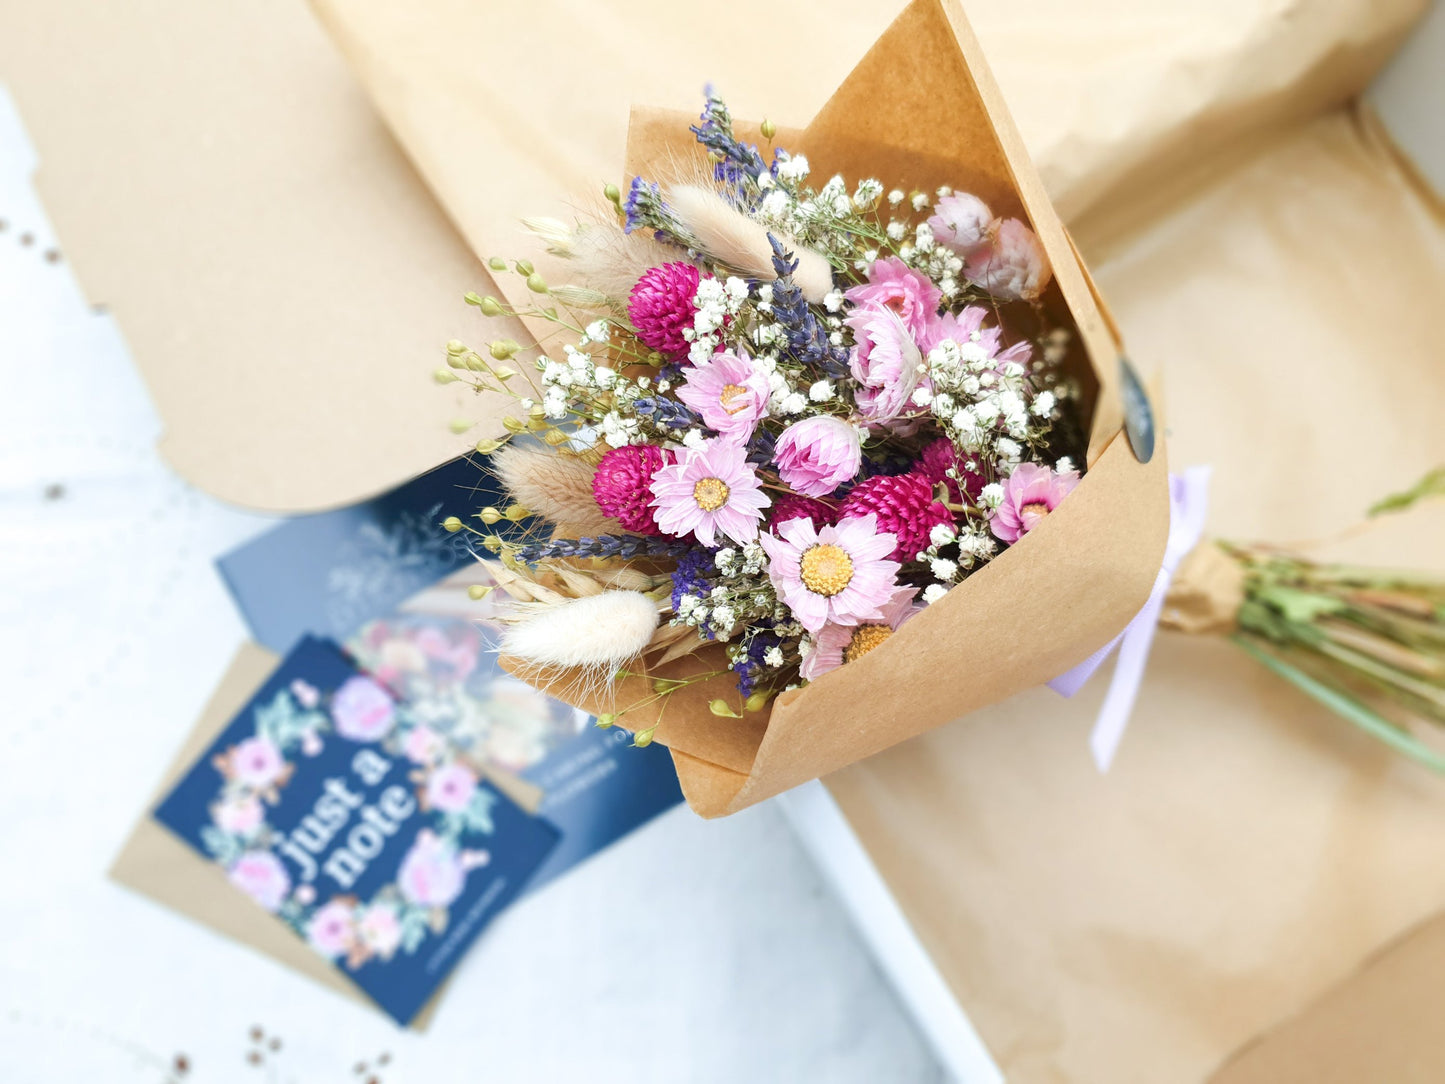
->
0, 88, 941, 1083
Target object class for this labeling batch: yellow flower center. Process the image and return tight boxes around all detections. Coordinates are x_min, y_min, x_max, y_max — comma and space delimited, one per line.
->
844, 624, 893, 664
799, 543, 854, 597
719, 383, 751, 415
693, 477, 730, 512
1020, 501, 1052, 524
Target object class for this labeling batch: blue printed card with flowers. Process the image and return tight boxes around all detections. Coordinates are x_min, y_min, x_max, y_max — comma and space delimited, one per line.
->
153, 635, 559, 1025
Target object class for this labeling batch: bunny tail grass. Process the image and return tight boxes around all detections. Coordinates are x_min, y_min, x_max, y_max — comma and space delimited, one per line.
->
492, 443, 619, 535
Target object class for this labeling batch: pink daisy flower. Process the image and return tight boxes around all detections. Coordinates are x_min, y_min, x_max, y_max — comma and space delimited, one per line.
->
990, 463, 1080, 543
674, 348, 770, 442
649, 439, 769, 546
800, 585, 921, 680
759, 513, 901, 635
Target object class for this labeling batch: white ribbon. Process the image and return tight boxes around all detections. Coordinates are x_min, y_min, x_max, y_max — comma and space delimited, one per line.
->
1048, 467, 1212, 771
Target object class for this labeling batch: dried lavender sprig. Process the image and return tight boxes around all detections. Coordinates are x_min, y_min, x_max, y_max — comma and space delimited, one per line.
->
631, 395, 699, 430
768, 234, 849, 377
690, 87, 771, 200
515, 533, 697, 564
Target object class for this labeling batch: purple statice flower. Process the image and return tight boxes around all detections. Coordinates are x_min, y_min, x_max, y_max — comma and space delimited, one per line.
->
670, 548, 717, 615
768, 236, 848, 377
731, 626, 782, 697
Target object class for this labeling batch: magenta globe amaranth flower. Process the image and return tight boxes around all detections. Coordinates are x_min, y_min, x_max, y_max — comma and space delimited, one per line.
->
649, 438, 769, 546
800, 585, 921, 680
918, 437, 984, 504
770, 493, 837, 531
990, 463, 1080, 543
759, 513, 901, 635
839, 472, 954, 562
773, 415, 862, 498
674, 348, 769, 441
628, 262, 704, 358
592, 444, 672, 535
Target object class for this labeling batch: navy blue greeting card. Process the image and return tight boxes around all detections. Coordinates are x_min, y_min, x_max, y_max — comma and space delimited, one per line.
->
153, 636, 559, 1026
217, 457, 683, 891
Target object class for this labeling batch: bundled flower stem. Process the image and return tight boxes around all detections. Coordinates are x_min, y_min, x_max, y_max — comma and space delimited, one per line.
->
1225, 543, 1445, 772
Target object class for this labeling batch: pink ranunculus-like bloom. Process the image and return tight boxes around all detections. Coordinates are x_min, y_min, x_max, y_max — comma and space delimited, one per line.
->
649, 438, 769, 546
227, 851, 291, 913
358, 903, 403, 958
839, 472, 954, 563
398, 830, 466, 908
305, 899, 357, 958
990, 463, 1080, 543
592, 444, 673, 535
425, 762, 478, 814
628, 262, 704, 358
773, 416, 863, 498
927, 193, 996, 257
800, 585, 921, 680
674, 348, 770, 441
964, 218, 1051, 302
231, 735, 285, 788
403, 724, 445, 765
843, 306, 927, 427
212, 793, 265, 836
331, 675, 396, 742
759, 513, 901, 635
843, 256, 942, 343
919, 437, 985, 504
770, 493, 837, 531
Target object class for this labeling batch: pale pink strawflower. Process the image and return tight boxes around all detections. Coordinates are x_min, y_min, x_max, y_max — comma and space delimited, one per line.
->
927, 193, 995, 256
674, 348, 770, 442
650, 439, 769, 546
843, 307, 926, 426
844, 256, 941, 343
800, 585, 921, 680
990, 463, 1080, 543
759, 513, 901, 635
964, 218, 1051, 302
773, 415, 862, 498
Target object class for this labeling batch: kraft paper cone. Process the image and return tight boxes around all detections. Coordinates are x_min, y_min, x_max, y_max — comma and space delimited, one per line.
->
498, 0, 1170, 818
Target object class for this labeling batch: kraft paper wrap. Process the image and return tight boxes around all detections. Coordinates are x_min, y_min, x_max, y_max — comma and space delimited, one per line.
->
6, 0, 1443, 1075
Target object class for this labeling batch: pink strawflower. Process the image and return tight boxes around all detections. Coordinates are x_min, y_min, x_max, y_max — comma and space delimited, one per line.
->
628, 262, 704, 358
773, 415, 862, 498
990, 463, 1080, 543
839, 472, 954, 562
771, 494, 837, 531
964, 218, 1051, 302
927, 193, 996, 257
844, 256, 941, 343
398, 830, 466, 908
759, 513, 901, 635
593, 444, 673, 535
649, 439, 769, 546
843, 306, 926, 427
674, 348, 770, 441
800, 585, 921, 680
918, 438, 984, 504
425, 762, 478, 814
